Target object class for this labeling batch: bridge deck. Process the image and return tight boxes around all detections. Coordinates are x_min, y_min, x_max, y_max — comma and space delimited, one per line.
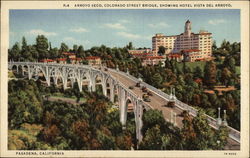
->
109, 70, 240, 150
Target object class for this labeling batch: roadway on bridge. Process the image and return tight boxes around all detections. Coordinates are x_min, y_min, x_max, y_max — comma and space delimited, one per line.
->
108, 70, 240, 150
109, 70, 184, 128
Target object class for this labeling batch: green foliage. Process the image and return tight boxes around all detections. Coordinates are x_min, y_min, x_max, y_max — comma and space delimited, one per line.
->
59, 42, 69, 52
36, 35, 49, 59
142, 109, 165, 134
213, 126, 229, 150
158, 46, 165, 56
204, 61, 217, 88
191, 110, 215, 150
140, 125, 163, 150
8, 123, 51, 150
9, 42, 21, 61
8, 80, 43, 129
181, 110, 229, 150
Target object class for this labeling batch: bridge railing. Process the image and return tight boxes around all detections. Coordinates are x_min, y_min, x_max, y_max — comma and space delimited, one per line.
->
108, 68, 240, 143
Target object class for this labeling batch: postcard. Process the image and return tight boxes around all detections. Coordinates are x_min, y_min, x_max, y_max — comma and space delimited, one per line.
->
1, 0, 249, 157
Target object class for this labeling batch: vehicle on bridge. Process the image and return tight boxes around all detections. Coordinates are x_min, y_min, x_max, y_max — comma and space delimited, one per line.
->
142, 86, 148, 93
129, 86, 134, 90
143, 94, 151, 102
147, 91, 153, 96
165, 101, 175, 108
135, 82, 141, 87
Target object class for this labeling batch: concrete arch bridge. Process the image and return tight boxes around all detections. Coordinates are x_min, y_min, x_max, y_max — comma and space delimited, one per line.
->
8, 62, 240, 149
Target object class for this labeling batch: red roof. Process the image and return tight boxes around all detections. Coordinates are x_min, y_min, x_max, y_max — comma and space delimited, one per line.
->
85, 56, 101, 60
194, 78, 203, 83
71, 58, 83, 61
63, 52, 75, 56
181, 49, 200, 53
132, 53, 153, 56
195, 58, 205, 61
57, 58, 66, 61
40, 59, 54, 62
168, 53, 182, 58
143, 56, 164, 60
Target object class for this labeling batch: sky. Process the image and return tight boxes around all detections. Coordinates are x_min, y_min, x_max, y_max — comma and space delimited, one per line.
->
9, 9, 240, 49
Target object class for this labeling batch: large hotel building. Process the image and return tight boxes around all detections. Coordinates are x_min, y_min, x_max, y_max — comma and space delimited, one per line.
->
152, 20, 212, 62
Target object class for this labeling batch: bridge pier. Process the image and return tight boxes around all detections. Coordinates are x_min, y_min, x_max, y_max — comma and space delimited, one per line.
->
70, 78, 75, 88
28, 66, 33, 80
110, 85, 114, 102
135, 99, 143, 143
21, 66, 24, 76
53, 76, 58, 86
102, 82, 107, 97
119, 89, 126, 126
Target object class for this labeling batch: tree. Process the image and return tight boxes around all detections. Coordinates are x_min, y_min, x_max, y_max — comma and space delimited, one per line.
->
77, 45, 85, 58
41, 124, 61, 143
8, 80, 43, 129
59, 43, 69, 53
204, 61, 217, 88
9, 42, 21, 61
21, 37, 28, 54
193, 66, 203, 79
224, 93, 236, 112
96, 128, 115, 150
151, 73, 163, 88
214, 126, 229, 150
212, 41, 217, 51
192, 110, 215, 150
126, 42, 133, 50
139, 125, 163, 150
165, 58, 172, 69
72, 119, 91, 147
116, 134, 133, 150
36, 35, 49, 59
223, 56, 236, 73
221, 68, 231, 87
49, 47, 59, 59
142, 109, 165, 135
181, 111, 196, 149
157, 46, 165, 56
192, 94, 201, 106
73, 44, 78, 53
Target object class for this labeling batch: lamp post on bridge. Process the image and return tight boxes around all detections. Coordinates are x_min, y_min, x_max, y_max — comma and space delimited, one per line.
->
126, 67, 129, 75
168, 87, 176, 108
222, 110, 228, 126
217, 107, 222, 126
174, 112, 177, 126
116, 65, 119, 72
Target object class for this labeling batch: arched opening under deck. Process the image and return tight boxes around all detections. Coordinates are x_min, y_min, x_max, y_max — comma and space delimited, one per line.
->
124, 98, 137, 147
94, 74, 103, 95
106, 82, 111, 98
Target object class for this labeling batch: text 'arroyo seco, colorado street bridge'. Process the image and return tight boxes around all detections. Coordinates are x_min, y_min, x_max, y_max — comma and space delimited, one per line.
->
8, 62, 240, 148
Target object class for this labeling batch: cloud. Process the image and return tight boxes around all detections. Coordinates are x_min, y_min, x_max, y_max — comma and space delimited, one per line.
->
28, 29, 57, 36
119, 19, 130, 23
63, 37, 90, 45
69, 27, 89, 33
208, 19, 226, 25
148, 22, 170, 28
117, 32, 141, 39
104, 23, 126, 30
63, 37, 76, 41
